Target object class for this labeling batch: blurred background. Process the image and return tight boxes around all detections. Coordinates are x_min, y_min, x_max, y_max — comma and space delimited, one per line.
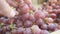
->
32, 0, 47, 4
32, 0, 60, 9
32, 0, 48, 9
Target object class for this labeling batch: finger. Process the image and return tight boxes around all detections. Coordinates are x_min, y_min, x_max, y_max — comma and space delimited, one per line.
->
0, 0, 16, 18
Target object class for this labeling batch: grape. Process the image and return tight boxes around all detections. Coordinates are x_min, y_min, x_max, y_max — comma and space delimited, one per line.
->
2, 31, 5, 34
52, 9, 57, 14
40, 30, 49, 34
0, 17, 14, 25
6, 0, 18, 7
17, 27, 24, 34
51, 3, 56, 9
46, 6, 52, 10
6, 26, 11, 31
34, 11, 45, 19
47, 9, 53, 13
21, 13, 30, 21
22, 13, 30, 19
0, 17, 6, 23
40, 24, 48, 30
31, 25, 41, 34
15, 15, 22, 20
55, 18, 60, 24
48, 0, 57, 4
48, 2, 51, 6
23, 28, 32, 34
28, 14, 35, 22
34, 11, 41, 19
2, 26, 11, 32
2, 26, 8, 32
44, 18, 54, 24
8, 18, 15, 23
53, 0, 57, 3
5, 31, 11, 34
57, 13, 60, 18
39, 12, 46, 18
55, 5, 60, 9
14, 16, 19, 20
24, 20, 33, 27
57, 25, 60, 29
36, 18, 44, 26
50, 13, 56, 19
19, 4, 29, 14
48, 23, 56, 31
0, 28, 2, 34
11, 29, 17, 34
57, 9, 60, 14
15, 20, 23, 27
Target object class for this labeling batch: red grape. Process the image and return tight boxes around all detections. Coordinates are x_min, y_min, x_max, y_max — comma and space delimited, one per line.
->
11, 29, 17, 34
21, 13, 30, 21
23, 28, 32, 34
50, 13, 56, 19
40, 30, 49, 34
2, 26, 10, 32
31, 25, 41, 34
24, 20, 33, 27
17, 27, 24, 34
44, 17, 54, 24
28, 14, 35, 22
19, 4, 29, 14
40, 24, 48, 30
15, 20, 23, 27
48, 23, 56, 31
0, 28, 2, 34
34, 11, 45, 19
36, 18, 44, 26
34, 11, 41, 19
43, 11, 48, 17
5, 31, 11, 34
6, 0, 18, 7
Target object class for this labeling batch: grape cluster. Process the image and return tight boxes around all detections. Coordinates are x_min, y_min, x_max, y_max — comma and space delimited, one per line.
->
0, 0, 60, 34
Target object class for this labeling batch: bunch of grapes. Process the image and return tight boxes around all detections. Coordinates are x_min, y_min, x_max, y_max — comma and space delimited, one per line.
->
0, 0, 60, 34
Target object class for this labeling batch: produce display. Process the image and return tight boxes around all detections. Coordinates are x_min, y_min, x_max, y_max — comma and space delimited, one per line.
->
0, 0, 60, 34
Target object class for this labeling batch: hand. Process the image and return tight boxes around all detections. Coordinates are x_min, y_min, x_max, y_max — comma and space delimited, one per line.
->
0, 0, 18, 18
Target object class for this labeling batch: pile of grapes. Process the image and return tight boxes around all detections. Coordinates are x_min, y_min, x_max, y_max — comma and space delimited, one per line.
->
0, 0, 60, 34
